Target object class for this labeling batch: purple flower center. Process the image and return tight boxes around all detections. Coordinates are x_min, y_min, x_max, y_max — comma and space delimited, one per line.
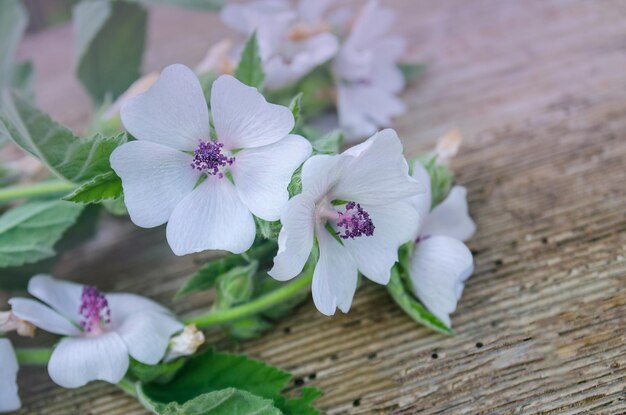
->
191, 140, 234, 178
79, 286, 111, 333
336, 201, 375, 239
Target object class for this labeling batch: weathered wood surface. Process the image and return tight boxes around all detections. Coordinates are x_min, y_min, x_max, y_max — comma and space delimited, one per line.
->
7, 0, 626, 413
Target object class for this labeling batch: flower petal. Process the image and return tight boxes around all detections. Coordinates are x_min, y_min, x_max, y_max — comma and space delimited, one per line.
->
333, 129, 421, 204
0, 339, 20, 413
220, 0, 293, 35
409, 235, 474, 327
110, 141, 200, 228
27, 274, 83, 324
107, 293, 175, 326
232, 134, 311, 221
300, 153, 343, 201
268, 194, 316, 281
115, 312, 182, 365
411, 160, 432, 225
211, 75, 294, 149
9, 298, 80, 336
47, 333, 129, 388
422, 186, 476, 241
298, 0, 332, 22
312, 224, 358, 315
342, 200, 420, 285
166, 177, 256, 255
121, 64, 209, 151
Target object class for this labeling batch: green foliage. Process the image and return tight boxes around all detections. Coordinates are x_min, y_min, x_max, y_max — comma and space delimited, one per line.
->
255, 217, 282, 240
0, 0, 27, 91
0, 200, 84, 268
10, 61, 35, 102
139, 349, 321, 415
415, 155, 454, 208
287, 166, 303, 198
63, 171, 123, 204
214, 261, 257, 309
310, 130, 343, 155
0, 91, 127, 184
235, 32, 265, 90
130, 358, 188, 384
288, 93, 303, 133
122, 0, 225, 11
73, 0, 147, 105
398, 62, 427, 84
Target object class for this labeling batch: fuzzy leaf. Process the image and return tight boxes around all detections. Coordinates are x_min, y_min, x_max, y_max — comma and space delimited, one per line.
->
398, 62, 427, 84
0, 200, 84, 268
288, 93, 303, 133
0, 0, 27, 90
214, 261, 257, 308
235, 32, 265, 90
255, 217, 282, 240
0, 91, 127, 183
130, 358, 187, 384
73, 0, 147, 105
311, 130, 343, 155
11, 61, 35, 101
277, 387, 323, 415
63, 171, 122, 204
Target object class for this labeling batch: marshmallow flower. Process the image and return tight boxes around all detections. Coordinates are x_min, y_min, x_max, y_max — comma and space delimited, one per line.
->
8, 275, 183, 388
0, 339, 20, 413
221, 0, 339, 90
111, 65, 311, 255
409, 162, 476, 327
333, 0, 407, 141
269, 129, 422, 315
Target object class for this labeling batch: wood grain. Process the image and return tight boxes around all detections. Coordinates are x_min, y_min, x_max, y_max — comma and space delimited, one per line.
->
7, 0, 626, 413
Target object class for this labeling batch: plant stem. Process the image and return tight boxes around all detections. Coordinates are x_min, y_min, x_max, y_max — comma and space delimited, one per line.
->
0, 180, 75, 203
184, 273, 313, 328
117, 377, 138, 398
15, 347, 52, 365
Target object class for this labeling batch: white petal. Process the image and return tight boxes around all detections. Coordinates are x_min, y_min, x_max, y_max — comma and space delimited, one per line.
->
220, 0, 292, 34
27, 274, 83, 324
121, 64, 209, 151
422, 186, 476, 241
298, 0, 332, 22
0, 339, 20, 413
9, 298, 80, 336
231, 134, 311, 221
336, 84, 378, 140
333, 129, 421, 204
409, 236, 474, 327
348, 0, 395, 50
110, 141, 200, 228
342, 200, 420, 285
300, 153, 343, 201
166, 177, 255, 255
115, 312, 182, 365
268, 194, 316, 281
312, 224, 358, 315
47, 333, 129, 388
211, 75, 294, 149
107, 293, 175, 326
410, 161, 432, 225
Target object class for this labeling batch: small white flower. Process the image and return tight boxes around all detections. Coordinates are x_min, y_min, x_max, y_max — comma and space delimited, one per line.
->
165, 324, 205, 362
0, 310, 35, 337
408, 161, 476, 327
333, 0, 407, 141
8, 275, 183, 388
110, 64, 312, 255
0, 339, 20, 413
269, 129, 423, 315
221, 0, 339, 90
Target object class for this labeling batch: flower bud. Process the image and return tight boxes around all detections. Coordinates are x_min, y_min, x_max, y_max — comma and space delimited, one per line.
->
434, 129, 462, 165
0, 311, 36, 337
165, 324, 205, 362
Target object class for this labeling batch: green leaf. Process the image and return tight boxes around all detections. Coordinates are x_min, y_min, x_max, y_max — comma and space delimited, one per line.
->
11, 61, 35, 101
235, 32, 265, 90
73, 0, 147, 105
0, 0, 27, 90
130, 358, 188, 384
63, 171, 122, 204
0, 200, 84, 268
414, 155, 454, 207
276, 387, 323, 415
398, 62, 427, 84
139, 349, 291, 405
227, 315, 274, 341
255, 217, 282, 240
310, 130, 343, 155
387, 265, 452, 335
122, 0, 225, 11
0, 91, 127, 183
288, 93, 303, 132
214, 261, 258, 308
142, 388, 282, 415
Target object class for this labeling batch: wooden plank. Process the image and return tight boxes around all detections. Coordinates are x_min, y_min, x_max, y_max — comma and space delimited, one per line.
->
8, 0, 626, 413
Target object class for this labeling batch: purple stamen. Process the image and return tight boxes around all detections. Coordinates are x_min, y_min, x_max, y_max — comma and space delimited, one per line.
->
79, 286, 111, 333
336, 201, 375, 239
191, 140, 234, 177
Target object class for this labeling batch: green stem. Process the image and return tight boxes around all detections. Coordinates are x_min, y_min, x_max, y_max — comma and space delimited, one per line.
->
184, 272, 313, 328
15, 347, 52, 365
117, 377, 138, 398
0, 180, 75, 203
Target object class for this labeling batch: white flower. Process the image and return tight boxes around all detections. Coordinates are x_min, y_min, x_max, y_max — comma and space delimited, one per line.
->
8, 275, 183, 388
332, 0, 407, 141
0, 339, 20, 413
221, 0, 339, 90
110, 64, 312, 255
165, 324, 205, 362
269, 129, 423, 315
408, 161, 476, 327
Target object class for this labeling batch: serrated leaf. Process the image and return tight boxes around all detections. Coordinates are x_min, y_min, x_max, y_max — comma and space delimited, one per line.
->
130, 358, 187, 384
310, 130, 343, 155
0, 91, 127, 183
398, 62, 427, 84
73, 0, 147, 105
0, 200, 84, 268
142, 388, 282, 415
387, 265, 452, 335
235, 32, 265, 90
0, 0, 27, 91
63, 171, 122, 203
277, 386, 323, 415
